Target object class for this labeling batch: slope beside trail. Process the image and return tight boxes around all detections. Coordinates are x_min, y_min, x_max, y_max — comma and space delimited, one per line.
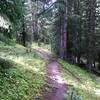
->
35, 49, 66, 100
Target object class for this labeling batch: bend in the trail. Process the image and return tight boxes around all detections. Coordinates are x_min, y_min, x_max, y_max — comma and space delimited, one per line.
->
35, 49, 66, 100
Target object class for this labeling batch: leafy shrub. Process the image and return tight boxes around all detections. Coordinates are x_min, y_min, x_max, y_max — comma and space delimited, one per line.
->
0, 58, 14, 73
0, 34, 9, 44
64, 88, 84, 100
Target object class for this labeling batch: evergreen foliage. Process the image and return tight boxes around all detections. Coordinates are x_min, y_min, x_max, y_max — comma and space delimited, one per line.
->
0, 0, 100, 79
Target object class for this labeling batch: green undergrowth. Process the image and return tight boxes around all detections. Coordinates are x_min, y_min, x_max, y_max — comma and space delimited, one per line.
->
59, 60, 100, 100
32, 42, 51, 53
0, 41, 46, 100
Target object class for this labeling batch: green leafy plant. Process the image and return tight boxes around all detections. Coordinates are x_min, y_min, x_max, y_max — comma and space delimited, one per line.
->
64, 88, 83, 100
0, 58, 14, 73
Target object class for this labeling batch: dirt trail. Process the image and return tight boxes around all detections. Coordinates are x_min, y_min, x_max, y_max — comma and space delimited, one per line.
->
36, 50, 66, 100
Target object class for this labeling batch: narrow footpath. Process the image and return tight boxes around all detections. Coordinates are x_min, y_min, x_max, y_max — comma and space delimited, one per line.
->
36, 50, 66, 100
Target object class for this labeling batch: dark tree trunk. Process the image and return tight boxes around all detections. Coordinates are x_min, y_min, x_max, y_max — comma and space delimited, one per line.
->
86, 0, 96, 70
77, 53, 81, 64
59, 0, 67, 59
21, 20, 26, 47
22, 31, 26, 47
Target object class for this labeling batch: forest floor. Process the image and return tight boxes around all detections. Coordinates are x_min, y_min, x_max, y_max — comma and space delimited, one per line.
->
35, 50, 66, 100
0, 41, 46, 100
59, 60, 100, 100
0, 42, 100, 100
33, 43, 100, 100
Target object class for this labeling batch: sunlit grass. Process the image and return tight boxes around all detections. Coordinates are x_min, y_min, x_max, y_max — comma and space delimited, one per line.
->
0, 42, 46, 100
32, 42, 51, 53
59, 60, 100, 100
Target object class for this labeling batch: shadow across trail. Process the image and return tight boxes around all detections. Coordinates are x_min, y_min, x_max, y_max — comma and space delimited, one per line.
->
35, 50, 66, 100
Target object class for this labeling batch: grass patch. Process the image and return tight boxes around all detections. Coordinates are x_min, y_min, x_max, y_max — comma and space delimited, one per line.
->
64, 88, 83, 100
59, 60, 100, 100
32, 42, 51, 53
0, 42, 46, 100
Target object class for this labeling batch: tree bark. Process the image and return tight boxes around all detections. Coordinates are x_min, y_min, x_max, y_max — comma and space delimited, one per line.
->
59, 0, 68, 59
86, 0, 96, 70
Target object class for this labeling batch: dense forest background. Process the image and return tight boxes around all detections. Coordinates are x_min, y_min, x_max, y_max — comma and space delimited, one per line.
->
0, 0, 100, 73
0, 0, 100, 100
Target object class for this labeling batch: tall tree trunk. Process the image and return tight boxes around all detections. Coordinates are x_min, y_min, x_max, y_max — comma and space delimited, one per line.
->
59, 0, 67, 59
22, 15, 26, 47
86, 0, 96, 70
